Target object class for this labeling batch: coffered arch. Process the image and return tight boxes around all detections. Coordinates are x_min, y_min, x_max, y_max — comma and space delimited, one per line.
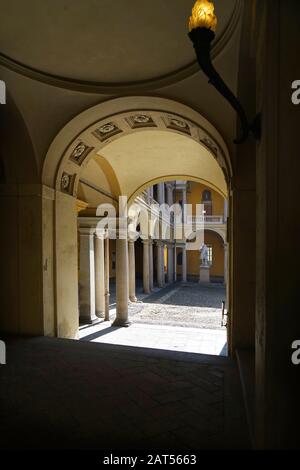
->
43, 96, 233, 204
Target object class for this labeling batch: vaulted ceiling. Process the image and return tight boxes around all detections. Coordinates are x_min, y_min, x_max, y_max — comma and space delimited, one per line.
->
0, 0, 242, 183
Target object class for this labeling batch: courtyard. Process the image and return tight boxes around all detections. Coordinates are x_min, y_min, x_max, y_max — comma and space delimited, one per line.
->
80, 283, 228, 356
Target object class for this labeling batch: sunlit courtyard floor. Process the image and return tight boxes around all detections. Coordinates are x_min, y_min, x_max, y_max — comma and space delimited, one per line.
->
80, 282, 228, 356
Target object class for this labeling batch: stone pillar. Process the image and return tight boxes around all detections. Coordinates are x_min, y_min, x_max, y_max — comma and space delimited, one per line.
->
224, 242, 228, 286
167, 243, 174, 284
182, 186, 187, 223
142, 239, 151, 294
128, 239, 137, 302
156, 241, 165, 288
181, 185, 188, 283
157, 183, 165, 205
149, 240, 154, 290
167, 183, 175, 285
182, 246, 187, 282
79, 228, 99, 324
113, 229, 130, 327
174, 245, 177, 282
224, 199, 228, 222
166, 183, 174, 207
104, 234, 110, 321
94, 230, 105, 318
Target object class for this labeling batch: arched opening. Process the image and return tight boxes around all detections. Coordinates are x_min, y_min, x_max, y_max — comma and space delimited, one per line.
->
41, 96, 233, 355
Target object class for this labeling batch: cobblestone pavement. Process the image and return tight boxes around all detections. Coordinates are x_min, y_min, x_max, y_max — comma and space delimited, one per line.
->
109, 282, 227, 330
80, 283, 228, 356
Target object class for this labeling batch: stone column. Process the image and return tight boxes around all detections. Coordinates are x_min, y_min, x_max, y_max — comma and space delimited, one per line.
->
174, 245, 177, 282
182, 247, 187, 282
142, 239, 151, 294
224, 199, 228, 222
182, 185, 188, 283
167, 243, 174, 284
104, 234, 110, 321
79, 228, 99, 324
128, 239, 137, 302
113, 228, 130, 327
166, 183, 174, 207
149, 240, 154, 290
156, 241, 165, 288
157, 183, 165, 205
182, 187, 187, 220
224, 242, 228, 286
94, 230, 105, 318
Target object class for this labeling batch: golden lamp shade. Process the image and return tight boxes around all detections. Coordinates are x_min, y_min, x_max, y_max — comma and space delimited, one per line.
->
188, 0, 218, 33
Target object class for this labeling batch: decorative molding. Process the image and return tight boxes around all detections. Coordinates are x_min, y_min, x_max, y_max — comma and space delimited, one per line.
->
0, 1, 242, 94
69, 141, 94, 166
76, 199, 89, 213
58, 109, 229, 196
125, 114, 157, 129
61, 172, 76, 195
92, 122, 123, 142
200, 136, 218, 157
163, 115, 191, 136
43, 97, 232, 198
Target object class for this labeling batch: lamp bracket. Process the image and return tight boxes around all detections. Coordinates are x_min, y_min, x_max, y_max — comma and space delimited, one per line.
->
189, 27, 261, 144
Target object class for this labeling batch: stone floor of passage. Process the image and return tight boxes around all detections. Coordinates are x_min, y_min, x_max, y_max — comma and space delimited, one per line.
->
0, 336, 250, 450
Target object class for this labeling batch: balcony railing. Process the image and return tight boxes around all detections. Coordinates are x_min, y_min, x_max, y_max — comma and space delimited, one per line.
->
188, 215, 225, 225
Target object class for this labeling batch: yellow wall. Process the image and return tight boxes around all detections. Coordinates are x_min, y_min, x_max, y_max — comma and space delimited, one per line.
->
185, 181, 224, 216
182, 231, 224, 278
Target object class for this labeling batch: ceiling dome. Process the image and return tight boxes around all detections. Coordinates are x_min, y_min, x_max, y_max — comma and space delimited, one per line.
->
0, 0, 240, 90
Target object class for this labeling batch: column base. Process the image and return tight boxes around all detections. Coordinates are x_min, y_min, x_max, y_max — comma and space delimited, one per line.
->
79, 316, 101, 326
96, 311, 105, 319
129, 296, 138, 303
105, 294, 110, 321
112, 318, 131, 328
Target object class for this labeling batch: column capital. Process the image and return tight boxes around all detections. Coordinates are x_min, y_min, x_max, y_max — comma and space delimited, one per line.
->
95, 228, 106, 239
155, 240, 165, 247
79, 227, 96, 236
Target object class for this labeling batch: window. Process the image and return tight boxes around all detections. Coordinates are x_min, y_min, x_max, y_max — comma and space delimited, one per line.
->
207, 245, 213, 265
202, 189, 212, 202
202, 190, 212, 216
177, 252, 183, 266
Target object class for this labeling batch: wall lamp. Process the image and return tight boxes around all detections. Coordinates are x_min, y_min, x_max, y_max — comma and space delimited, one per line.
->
188, 0, 261, 144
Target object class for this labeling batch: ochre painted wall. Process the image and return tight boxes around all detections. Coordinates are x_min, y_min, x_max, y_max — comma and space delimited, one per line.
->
184, 181, 225, 216
181, 231, 224, 278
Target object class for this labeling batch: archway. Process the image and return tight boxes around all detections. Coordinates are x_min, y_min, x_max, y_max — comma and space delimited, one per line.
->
42, 96, 233, 350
